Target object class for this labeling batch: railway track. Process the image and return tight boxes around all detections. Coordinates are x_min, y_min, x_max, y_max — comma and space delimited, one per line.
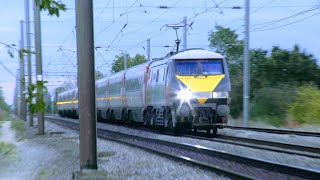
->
226, 125, 320, 137
184, 132, 320, 159
46, 116, 320, 179
46, 115, 320, 158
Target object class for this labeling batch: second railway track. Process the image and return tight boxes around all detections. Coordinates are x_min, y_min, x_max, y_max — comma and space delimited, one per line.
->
46, 116, 320, 179
185, 132, 320, 159
226, 125, 320, 137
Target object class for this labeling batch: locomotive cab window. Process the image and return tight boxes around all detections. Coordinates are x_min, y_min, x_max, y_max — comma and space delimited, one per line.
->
175, 59, 224, 75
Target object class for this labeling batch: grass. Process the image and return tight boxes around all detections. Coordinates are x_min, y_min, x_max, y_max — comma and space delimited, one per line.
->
0, 111, 11, 135
10, 119, 26, 134
0, 111, 9, 121
0, 141, 16, 155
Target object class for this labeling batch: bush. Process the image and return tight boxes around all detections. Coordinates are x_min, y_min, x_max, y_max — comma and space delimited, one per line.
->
0, 141, 16, 155
0, 110, 9, 122
289, 85, 320, 124
11, 119, 26, 133
251, 86, 296, 126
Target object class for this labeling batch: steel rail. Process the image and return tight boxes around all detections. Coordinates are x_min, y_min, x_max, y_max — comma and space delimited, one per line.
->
184, 132, 320, 159
46, 116, 320, 179
46, 115, 320, 158
226, 125, 320, 137
46, 117, 251, 179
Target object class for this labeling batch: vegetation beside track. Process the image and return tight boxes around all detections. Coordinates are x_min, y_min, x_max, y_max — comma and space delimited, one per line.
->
10, 118, 26, 134
0, 105, 16, 157
209, 25, 320, 127
0, 141, 16, 156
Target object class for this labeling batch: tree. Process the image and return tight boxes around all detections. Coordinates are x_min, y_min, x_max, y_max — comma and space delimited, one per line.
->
25, 0, 66, 115
37, 0, 66, 17
208, 25, 320, 120
208, 25, 244, 118
95, 70, 104, 80
251, 86, 296, 126
289, 85, 320, 124
252, 45, 320, 87
111, 53, 148, 73
0, 87, 10, 112
208, 25, 243, 65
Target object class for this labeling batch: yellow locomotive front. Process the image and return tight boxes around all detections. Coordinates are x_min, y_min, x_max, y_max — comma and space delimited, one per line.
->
169, 49, 231, 133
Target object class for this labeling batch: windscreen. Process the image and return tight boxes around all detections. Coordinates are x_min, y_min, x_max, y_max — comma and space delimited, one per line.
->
175, 60, 223, 75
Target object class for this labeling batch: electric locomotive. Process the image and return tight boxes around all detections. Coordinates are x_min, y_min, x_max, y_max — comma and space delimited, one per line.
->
56, 48, 231, 135
144, 49, 231, 134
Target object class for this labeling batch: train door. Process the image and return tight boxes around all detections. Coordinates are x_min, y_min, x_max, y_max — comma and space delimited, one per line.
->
149, 64, 167, 106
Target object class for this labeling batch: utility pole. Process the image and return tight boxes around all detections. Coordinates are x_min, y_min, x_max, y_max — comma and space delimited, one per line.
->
243, 0, 250, 127
183, 16, 187, 50
25, 0, 33, 126
75, 0, 98, 170
15, 70, 20, 116
147, 39, 150, 61
20, 20, 26, 121
124, 52, 127, 70
34, 0, 45, 134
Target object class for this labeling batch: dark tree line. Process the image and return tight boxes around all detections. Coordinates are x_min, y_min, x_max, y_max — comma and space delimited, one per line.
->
208, 25, 320, 125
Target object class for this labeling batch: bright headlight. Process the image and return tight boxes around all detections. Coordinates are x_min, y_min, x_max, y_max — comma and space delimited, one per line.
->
212, 92, 218, 98
212, 92, 229, 98
177, 89, 193, 102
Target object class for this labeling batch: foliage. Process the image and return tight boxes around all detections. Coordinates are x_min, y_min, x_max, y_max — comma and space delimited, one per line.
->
0, 87, 10, 112
208, 25, 320, 122
0, 111, 9, 123
95, 71, 104, 80
111, 53, 148, 73
208, 25, 243, 65
253, 45, 320, 87
11, 119, 26, 133
0, 141, 16, 155
26, 80, 48, 114
251, 86, 296, 126
36, 0, 66, 17
289, 85, 320, 124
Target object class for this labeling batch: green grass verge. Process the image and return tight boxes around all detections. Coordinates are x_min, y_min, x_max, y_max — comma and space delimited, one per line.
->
0, 141, 16, 155
0, 111, 10, 122
11, 119, 26, 133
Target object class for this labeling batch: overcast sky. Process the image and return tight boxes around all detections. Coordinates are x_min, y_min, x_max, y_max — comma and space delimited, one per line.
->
0, 0, 319, 105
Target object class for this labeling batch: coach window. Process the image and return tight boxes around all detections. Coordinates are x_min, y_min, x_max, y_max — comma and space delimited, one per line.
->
149, 70, 153, 83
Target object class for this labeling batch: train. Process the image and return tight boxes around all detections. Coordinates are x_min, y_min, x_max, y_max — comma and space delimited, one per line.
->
56, 48, 231, 135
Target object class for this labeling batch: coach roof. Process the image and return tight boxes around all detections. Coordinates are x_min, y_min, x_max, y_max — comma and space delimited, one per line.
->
172, 49, 224, 60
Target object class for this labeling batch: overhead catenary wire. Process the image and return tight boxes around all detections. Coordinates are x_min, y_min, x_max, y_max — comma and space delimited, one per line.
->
120, 0, 229, 53
64, 4, 317, 10
96, 0, 230, 58
105, 23, 128, 50
95, 47, 111, 67
121, 0, 183, 37
97, 0, 144, 36
251, 5, 320, 31
221, 0, 277, 28
252, 11, 320, 32
94, 0, 112, 19
0, 60, 16, 79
